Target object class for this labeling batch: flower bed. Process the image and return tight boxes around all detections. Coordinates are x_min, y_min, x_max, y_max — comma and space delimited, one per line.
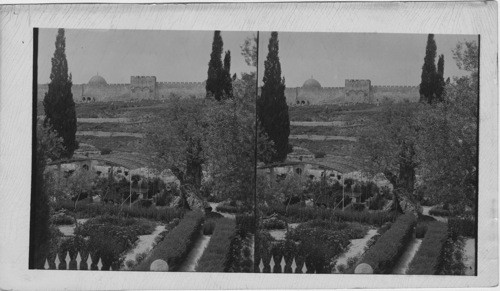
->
134, 210, 204, 271
196, 218, 236, 272
357, 213, 416, 274
52, 200, 184, 222
261, 203, 398, 226
407, 221, 448, 274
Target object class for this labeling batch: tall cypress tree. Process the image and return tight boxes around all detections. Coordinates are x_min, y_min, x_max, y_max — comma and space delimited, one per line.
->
206, 31, 224, 101
222, 50, 233, 99
436, 54, 445, 102
257, 32, 290, 162
419, 34, 437, 104
43, 28, 78, 158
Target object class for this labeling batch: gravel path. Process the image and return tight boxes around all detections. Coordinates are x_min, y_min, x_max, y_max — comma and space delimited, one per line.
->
121, 225, 166, 270
57, 219, 89, 236
392, 238, 422, 274
333, 229, 378, 273
463, 238, 476, 275
209, 202, 236, 219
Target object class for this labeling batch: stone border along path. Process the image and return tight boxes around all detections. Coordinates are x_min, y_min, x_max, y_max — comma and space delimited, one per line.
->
333, 229, 378, 273
121, 224, 167, 270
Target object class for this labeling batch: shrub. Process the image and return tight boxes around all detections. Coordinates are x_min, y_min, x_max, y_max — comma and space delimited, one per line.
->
236, 214, 255, 237
225, 233, 244, 272
408, 221, 448, 274
196, 218, 236, 272
415, 224, 428, 239
137, 199, 153, 208
357, 213, 416, 274
216, 205, 240, 214
313, 151, 326, 158
51, 214, 75, 225
429, 207, 452, 217
448, 217, 476, 239
205, 211, 224, 220
100, 148, 112, 155
261, 217, 286, 230
203, 220, 216, 235
436, 236, 465, 275
134, 211, 204, 271
350, 202, 366, 212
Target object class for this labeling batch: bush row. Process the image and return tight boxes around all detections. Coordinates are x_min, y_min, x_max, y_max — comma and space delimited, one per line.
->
52, 200, 184, 223
196, 218, 237, 272
357, 213, 416, 274
448, 217, 476, 239
236, 214, 256, 237
407, 221, 448, 274
260, 203, 398, 226
134, 211, 204, 271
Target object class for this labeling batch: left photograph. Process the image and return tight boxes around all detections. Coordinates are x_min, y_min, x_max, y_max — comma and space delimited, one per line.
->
31, 28, 257, 272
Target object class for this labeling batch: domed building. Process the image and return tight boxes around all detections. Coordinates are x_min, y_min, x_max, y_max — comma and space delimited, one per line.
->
88, 74, 108, 87
302, 77, 322, 90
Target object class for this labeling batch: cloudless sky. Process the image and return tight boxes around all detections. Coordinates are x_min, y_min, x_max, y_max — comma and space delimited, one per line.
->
38, 29, 256, 84
258, 32, 477, 87
38, 29, 477, 88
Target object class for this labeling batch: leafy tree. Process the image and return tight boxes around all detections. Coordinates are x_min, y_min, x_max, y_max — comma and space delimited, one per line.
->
258, 32, 290, 162
146, 96, 205, 209
435, 54, 446, 102
241, 35, 258, 67
206, 31, 225, 101
30, 124, 64, 269
416, 40, 478, 209
43, 28, 78, 158
419, 34, 437, 104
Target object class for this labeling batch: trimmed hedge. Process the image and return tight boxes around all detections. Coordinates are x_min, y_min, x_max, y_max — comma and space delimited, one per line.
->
357, 213, 416, 274
428, 207, 452, 217
134, 210, 204, 271
53, 200, 184, 223
408, 221, 448, 274
196, 218, 236, 272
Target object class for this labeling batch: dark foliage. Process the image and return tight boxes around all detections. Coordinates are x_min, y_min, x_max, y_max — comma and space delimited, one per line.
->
257, 32, 290, 162
408, 221, 448, 274
448, 216, 476, 239
134, 211, 204, 271
196, 218, 236, 272
436, 54, 446, 102
203, 220, 216, 235
43, 28, 78, 158
206, 31, 232, 101
358, 213, 416, 273
419, 34, 438, 104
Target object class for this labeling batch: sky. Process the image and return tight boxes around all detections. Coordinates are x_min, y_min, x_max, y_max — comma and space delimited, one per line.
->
38, 29, 477, 87
258, 32, 478, 87
38, 29, 256, 84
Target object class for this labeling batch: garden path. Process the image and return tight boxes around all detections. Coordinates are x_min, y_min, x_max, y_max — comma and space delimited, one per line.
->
333, 228, 378, 273
57, 219, 89, 236
421, 206, 448, 223
463, 238, 476, 275
392, 238, 422, 274
209, 202, 236, 219
179, 230, 211, 272
121, 224, 166, 270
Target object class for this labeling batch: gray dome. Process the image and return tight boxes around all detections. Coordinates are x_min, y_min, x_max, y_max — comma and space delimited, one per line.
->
88, 75, 107, 86
302, 78, 321, 89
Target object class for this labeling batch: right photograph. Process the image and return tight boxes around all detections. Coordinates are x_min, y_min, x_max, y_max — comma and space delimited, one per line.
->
255, 31, 478, 275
